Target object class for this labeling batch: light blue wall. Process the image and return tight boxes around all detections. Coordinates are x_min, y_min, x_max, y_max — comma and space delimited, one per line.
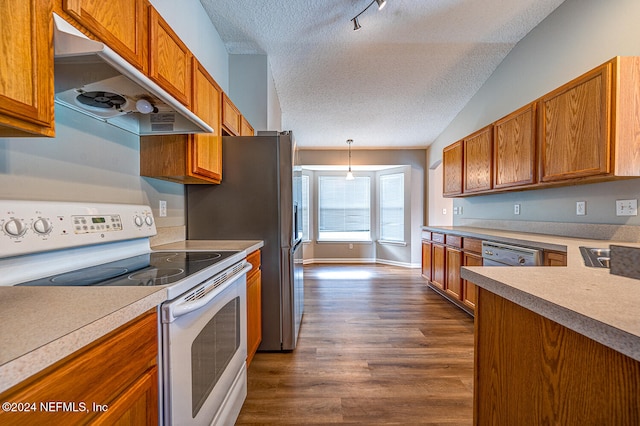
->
229, 54, 282, 132
0, 0, 230, 230
427, 0, 640, 227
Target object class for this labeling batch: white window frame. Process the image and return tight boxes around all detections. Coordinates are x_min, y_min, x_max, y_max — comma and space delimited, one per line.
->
378, 172, 405, 244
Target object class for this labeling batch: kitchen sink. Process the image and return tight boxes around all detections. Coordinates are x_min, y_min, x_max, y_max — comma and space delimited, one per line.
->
579, 246, 610, 268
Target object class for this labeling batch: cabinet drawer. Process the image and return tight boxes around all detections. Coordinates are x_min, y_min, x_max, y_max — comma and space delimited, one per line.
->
432, 232, 445, 244
446, 235, 462, 248
463, 238, 483, 254
422, 231, 432, 241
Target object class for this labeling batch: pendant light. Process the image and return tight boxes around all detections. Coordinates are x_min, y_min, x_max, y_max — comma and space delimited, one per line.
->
346, 139, 355, 180
350, 0, 387, 31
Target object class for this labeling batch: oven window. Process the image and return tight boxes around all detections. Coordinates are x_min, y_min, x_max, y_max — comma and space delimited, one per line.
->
191, 297, 241, 417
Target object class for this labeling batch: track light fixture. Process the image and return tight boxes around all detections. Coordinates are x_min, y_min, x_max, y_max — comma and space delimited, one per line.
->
351, 0, 387, 31
346, 139, 354, 180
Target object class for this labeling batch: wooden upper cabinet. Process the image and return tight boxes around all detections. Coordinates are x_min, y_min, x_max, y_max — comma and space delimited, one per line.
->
539, 62, 611, 182
222, 93, 241, 136
0, 0, 54, 137
62, 0, 149, 73
241, 116, 254, 136
190, 59, 222, 183
463, 126, 493, 193
149, 7, 192, 107
443, 141, 463, 197
494, 103, 537, 189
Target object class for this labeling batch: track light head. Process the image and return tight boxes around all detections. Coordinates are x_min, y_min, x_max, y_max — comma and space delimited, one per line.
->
375, 0, 386, 10
352, 17, 361, 31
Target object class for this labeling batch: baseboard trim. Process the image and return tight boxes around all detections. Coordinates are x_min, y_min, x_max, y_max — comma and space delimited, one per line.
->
303, 258, 419, 269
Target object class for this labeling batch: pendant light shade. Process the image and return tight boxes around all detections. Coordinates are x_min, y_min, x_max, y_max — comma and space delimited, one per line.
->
352, 17, 362, 31
346, 139, 355, 180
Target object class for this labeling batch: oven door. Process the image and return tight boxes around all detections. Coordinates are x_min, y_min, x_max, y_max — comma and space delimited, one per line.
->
161, 263, 250, 425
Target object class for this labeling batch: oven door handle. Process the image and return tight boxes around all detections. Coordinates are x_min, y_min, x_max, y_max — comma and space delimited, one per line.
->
169, 263, 252, 320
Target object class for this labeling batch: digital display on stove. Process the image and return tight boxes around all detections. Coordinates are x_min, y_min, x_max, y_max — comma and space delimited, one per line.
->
92, 217, 106, 223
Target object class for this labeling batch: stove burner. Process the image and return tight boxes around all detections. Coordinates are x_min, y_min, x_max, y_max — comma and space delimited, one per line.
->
128, 268, 185, 285
165, 252, 223, 262
49, 268, 130, 285
76, 91, 127, 109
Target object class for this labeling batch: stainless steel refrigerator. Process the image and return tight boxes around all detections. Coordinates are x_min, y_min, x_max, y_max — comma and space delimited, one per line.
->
186, 131, 304, 351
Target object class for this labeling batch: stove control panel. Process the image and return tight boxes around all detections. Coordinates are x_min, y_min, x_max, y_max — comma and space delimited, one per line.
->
0, 201, 157, 259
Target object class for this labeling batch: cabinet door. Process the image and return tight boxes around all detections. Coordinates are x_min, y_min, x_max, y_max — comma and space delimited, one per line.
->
539, 63, 611, 182
463, 126, 493, 193
190, 60, 222, 183
421, 241, 432, 280
0, 0, 54, 137
222, 94, 241, 136
62, 0, 149, 73
246, 269, 262, 367
431, 243, 446, 290
445, 247, 462, 300
494, 103, 536, 189
0, 311, 157, 425
463, 252, 482, 309
149, 7, 192, 107
91, 367, 158, 425
241, 116, 254, 136
443, 141, 463, 196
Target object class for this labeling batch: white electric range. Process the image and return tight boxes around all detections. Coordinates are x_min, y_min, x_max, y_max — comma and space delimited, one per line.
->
0, 200, 250, 425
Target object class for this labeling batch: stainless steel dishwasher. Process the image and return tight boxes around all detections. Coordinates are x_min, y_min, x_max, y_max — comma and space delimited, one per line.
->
481, 241, 542, 266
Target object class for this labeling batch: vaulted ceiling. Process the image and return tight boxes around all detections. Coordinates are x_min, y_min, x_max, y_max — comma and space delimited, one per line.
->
199, 0, 566, 149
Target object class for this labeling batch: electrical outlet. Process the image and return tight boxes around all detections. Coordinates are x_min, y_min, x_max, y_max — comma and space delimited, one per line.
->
514, 204, 521, 215
159, 200, 167, 217
453, 207, 459, 215
616, 199, 638, 216
349, 243, 353, 250
442, 208, 447, 215
576, 201, 586, 216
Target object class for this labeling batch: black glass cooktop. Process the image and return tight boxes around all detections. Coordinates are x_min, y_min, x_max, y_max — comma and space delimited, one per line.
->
18, 251, 240, 287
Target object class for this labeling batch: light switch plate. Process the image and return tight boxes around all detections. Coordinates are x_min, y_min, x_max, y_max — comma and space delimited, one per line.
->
576, 201, 586, 216
616, 199, 638, 216
514, 204, 521, 215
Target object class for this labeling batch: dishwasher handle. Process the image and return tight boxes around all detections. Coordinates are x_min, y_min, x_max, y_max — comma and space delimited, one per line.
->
165, 263, 252, 322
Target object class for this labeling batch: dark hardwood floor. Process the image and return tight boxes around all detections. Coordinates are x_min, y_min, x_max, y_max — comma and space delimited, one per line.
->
236, 264, 475, 425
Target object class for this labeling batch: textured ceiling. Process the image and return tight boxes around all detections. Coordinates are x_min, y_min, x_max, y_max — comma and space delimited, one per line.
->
199, 0, 565, 149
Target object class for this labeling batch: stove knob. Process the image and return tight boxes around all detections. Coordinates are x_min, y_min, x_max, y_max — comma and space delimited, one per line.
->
145, 216, 154, 226
518, 256, 526, 265
134, 216, 144, 227
33, 217, 52, 235
4, 218, 27, 237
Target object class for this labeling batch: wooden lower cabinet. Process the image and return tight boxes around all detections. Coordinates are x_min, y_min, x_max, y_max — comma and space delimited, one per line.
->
0, 310, 158, 425
431, 243, 446, 290
544, 250, 567, 266
246, 250, 262, 366
475, 288, 640, 424
445, 247, 462, 300
421, 240, 432, 280
462, 251, 482, 309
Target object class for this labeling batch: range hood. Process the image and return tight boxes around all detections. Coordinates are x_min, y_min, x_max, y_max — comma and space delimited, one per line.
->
52, 13, 213, 135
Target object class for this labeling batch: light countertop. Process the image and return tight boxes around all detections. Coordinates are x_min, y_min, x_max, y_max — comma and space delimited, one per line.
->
423, 225, 640, 361
152, 239, 264, 254
0, 239, 263, 395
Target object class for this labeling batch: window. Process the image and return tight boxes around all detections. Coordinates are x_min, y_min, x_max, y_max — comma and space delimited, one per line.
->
318, 175, 370, 241
379, 173, 404, 242
302, 174, 310, 241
